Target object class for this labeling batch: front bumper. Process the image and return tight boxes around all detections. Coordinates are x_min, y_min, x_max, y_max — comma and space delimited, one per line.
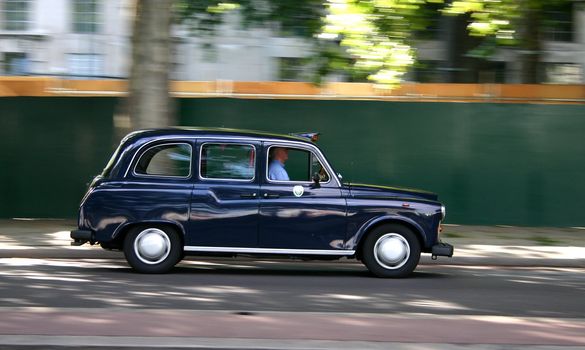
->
431, 242, 454, 258
70, 229, 94, 246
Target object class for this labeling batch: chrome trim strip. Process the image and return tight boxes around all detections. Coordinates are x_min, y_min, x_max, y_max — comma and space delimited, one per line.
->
184, 246, 355, 256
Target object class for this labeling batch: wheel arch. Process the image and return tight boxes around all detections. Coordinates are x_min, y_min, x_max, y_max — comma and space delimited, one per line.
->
354, 216, 426, 260
112, 220, 186, 249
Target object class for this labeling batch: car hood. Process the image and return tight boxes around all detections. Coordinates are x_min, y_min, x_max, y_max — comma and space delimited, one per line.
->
345, 183, 438, 202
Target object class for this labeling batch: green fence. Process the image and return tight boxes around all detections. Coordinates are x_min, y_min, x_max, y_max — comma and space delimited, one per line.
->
1, 97, 584, 227
0, 97, 115, 219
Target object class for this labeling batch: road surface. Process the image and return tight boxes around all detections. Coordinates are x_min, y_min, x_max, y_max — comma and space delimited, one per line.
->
0, 258, 583, 349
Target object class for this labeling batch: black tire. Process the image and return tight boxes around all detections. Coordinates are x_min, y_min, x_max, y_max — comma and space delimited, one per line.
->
123, 225, 183, 273
361, 224, 421, 278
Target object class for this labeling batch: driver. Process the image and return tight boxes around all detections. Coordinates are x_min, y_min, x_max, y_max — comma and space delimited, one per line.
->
268, 147, 290, 181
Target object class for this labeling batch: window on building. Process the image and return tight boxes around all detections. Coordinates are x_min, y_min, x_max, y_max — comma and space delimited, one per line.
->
3, 52, 29, 75
542, 3, 574, 42
477, 61, 507, 84
545, 63, 582, 84
279, 57, 304, 82
200, 143, 256, 181
67, 53, 103, 77
413, 60, 442, 83
135, 143, 192, 178
72, 0, 100, 33
3, 0, 30, 31
201, 42, 218, 63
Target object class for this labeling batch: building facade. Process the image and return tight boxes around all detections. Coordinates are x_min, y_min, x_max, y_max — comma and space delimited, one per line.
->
0, 0, 132, 77
1, 0, 584, 83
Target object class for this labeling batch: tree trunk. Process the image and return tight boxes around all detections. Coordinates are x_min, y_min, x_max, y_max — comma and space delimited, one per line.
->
519, 2, 542, 83
440, 11, 482, 83
127, 0, 174, 130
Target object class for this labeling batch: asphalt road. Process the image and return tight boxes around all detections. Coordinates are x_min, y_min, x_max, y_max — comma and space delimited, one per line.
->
0, 257, 583, 318
1, 257, 584, 349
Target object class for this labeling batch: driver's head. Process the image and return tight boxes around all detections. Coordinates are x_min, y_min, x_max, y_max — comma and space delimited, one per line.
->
272, 147, 289, 163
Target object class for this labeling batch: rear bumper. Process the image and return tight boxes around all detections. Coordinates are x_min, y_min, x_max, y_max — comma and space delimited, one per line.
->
432, 242, 454, 257
70, 229, 94, 246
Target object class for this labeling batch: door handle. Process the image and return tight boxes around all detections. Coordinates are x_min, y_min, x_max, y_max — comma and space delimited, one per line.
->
240, 193, 257, 199
263, 193, 280, 199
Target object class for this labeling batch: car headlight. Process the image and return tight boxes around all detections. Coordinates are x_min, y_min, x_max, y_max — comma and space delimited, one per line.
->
441, 205, 446, 220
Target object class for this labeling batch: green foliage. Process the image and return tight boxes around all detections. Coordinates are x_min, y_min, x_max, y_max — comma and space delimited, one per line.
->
319, 0, 451, 87
173, 1, 228, 35
174, 0, 325, 37
174, 0, 433, 86
442, 0, 519, 44
441, 0, 574, 43
173, 0, 576, 86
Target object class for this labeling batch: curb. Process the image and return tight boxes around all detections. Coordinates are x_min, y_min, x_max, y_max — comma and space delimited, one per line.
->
1, 335, 584, 350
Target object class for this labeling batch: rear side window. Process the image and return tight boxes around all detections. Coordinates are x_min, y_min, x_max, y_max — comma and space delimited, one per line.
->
200, 143, 255, 181
134, 143, 192, 178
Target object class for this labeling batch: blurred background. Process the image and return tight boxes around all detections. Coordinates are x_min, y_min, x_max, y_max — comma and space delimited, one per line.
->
0, 0, 583, 83
0, 0, 584, 227
0, 0, 582, 83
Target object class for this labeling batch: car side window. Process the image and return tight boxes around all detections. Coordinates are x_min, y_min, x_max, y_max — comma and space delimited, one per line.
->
200, 143, 255, 181
267, 146, 330, 183
134, 143, 192, 178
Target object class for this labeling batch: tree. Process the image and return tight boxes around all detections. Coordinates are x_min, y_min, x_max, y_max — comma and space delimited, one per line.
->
126, 0, 173, 131
125, 0, 440, 131
126, 0, 326, 130
175, 0, 325, 37
318, 0, 431, 87
125, 0, 576, 132
443, 0, 574, 83
321, 0, 576, 84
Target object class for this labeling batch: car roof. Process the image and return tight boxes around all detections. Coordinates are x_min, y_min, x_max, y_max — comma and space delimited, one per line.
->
124, 127, 313, 144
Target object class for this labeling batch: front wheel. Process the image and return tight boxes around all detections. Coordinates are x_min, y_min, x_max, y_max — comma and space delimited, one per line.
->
361, 224, 421, 278
123, 225, 183, 273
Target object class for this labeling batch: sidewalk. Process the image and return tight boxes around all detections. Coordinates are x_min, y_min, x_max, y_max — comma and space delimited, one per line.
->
0, 219, 584, 267
0, 309, 583, 348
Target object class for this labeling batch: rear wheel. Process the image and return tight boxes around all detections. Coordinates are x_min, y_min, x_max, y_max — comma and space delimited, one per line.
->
123, 225, 183, 273
361, 224, 421, 278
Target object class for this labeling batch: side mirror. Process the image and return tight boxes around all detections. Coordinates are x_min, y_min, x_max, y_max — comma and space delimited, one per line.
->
311, 173, 321, 189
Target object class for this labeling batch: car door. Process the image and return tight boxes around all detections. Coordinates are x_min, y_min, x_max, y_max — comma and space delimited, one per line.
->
186, 139, 260, 247
120, 140, 194, 234
258, 142, 348, 251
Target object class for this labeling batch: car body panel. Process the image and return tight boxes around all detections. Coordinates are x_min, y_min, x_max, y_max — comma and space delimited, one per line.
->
258, 183, 347, 250
348, 183, 439, 201
186, 139, 261, 247
80, 181, 191, 244
258, 141, 348, 250
188, 183, 260, 247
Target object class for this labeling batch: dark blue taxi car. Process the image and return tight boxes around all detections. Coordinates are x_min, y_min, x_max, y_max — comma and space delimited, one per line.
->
71, 128, 453, 277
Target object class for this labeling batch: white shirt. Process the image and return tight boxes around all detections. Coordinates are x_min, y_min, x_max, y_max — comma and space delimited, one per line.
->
268, 160, 289, 181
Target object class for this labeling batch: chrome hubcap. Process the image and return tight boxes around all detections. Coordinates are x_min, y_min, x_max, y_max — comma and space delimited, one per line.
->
373, 233, 410, 270
134, 228, 171, 265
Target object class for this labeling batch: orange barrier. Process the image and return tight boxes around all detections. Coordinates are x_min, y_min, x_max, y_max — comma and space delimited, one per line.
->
0, 77, 51, 97
0, 77, 584, 104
